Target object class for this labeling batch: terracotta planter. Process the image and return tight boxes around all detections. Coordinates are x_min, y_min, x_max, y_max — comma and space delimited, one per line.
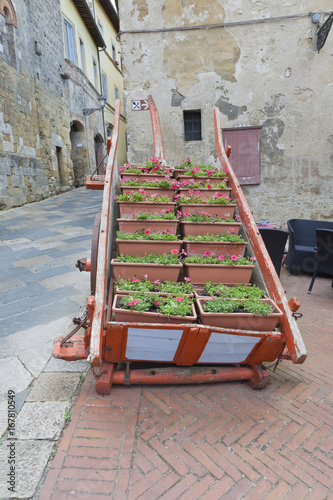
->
183, 263, 255, 284
196, 298, 283, 331
177, 175, 228, 185
117, 218, 178, 234
178, 204, 236, 219
173, 168, 187, 178
118, 201, 176, 217
121, 186, 175, 200
183, 240, 247, 258
116, 239, 183, 257
111, 259, 182, 281
120, 172, 172, 182
178, 188, 231, 198
113, 294, 197, 324
180, 221, 241, 237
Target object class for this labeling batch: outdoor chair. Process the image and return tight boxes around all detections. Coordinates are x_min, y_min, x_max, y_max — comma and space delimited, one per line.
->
308, 229, 333, 293
258, 228, 288, 277
284, 219, 333, 273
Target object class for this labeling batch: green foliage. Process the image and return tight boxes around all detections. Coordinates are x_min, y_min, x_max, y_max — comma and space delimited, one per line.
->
117, 230, 179, 241
121, 179, 172, 188
64, 408, 71, 422
117, 253, 180, 264
179, 180, 227, 189
185, 255, 254, 265
184, 233, 244, 242
117, 192, 171, 203
202, 297, 272, 316
182, 213, 235, 223
117, 277, 154, 292
203, 282, 265, 299
118, 292, 195, 317
177, 194, 233, 205
156, 280, 193, 294
133, 211, 177, 220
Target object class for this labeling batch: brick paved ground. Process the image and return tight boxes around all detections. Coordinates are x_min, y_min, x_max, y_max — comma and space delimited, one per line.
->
39, 267, 333, 499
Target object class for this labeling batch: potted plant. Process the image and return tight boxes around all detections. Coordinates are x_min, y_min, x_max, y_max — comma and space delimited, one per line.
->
180, 212, 241, 236
120, 179, 176, 200
196, 296, 282, 331
177, 183, 231, 199
116, 192, 176, 217
195, 282, 266, 299
177, 192, 236, 219
112, 292, 197, 324
176, 164, 228, 184
111, 252, 182, 281
115, 277, 194, 296
117, 210, 178, 234
116, 230, 183, 256
120, 157, 173, 182
183, 233, 247, 258
183, 254, 256, 284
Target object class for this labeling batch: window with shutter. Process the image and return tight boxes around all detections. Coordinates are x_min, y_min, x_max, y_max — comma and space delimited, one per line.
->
222, 127, 262, 185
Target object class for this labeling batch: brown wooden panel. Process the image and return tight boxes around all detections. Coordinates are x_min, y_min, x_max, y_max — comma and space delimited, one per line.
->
223, 127, 261, 185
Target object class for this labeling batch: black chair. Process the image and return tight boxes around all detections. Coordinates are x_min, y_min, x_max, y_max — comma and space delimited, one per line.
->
308, 229, 333, 294
259, 228, 288, 277
284, 219, 333, 274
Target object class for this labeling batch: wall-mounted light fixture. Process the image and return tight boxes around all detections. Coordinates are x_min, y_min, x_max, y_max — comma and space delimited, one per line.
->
83, 95, 107, 116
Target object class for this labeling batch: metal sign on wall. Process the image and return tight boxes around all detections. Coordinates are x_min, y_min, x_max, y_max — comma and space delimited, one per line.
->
131, 99, 149, 111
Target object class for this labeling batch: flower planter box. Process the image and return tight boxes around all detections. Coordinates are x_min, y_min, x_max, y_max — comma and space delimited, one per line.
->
183, 263, 255, 284
177, 188, 231, 198
116, 239, 183, 257
113, 294, 197, 324
196, 298, 283, 331
111, 259, 182, 281
178, 204, 236, 219
120, 172, 172, 183
121, 186, 175, 200
177, 175, 228, 185
117, 218, 178, 234
183, 240, 247, 258
118, 201, 176, 217
180, 220, 241, 237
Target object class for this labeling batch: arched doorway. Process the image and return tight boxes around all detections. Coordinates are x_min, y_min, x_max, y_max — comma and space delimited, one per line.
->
70, 120, 87, 186
94, 134, 105, 175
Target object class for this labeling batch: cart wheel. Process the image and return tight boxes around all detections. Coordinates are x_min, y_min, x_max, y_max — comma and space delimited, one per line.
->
90, 213, 101, 295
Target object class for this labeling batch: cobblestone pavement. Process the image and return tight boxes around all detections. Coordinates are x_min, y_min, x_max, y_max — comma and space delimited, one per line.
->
38, 267, 333, 499
0, 188, 103, 499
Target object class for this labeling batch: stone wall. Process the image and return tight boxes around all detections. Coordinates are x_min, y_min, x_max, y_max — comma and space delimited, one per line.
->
0, 0, 73, 209
119, 0, 333, 227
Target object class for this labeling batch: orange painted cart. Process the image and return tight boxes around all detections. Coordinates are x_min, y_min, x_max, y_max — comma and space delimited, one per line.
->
53, 97, 306, 395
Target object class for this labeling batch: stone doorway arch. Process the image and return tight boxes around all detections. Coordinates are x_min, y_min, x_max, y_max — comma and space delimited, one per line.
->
70, 120, 88, 186
94, 133, 105, 175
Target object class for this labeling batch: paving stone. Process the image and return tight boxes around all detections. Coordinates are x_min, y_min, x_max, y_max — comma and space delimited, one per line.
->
0, 439, 54, 498
15, 401, 69, 440
18, 265, 73, 285
0, 278, 24, 293
40, 271, 88, 291
0, 298, 81, 337
26, 373, 81, 402
44, 357, 89, 373
0, 357, 33, 400
0, 400, 8, 436
2, 237, 33, 246
14, 388, 31, 414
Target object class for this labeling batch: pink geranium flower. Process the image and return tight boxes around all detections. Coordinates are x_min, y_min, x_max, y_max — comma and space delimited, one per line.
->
154, 299, 159, 306
207, 184, 212, 189
204, 251, 211, 257
171, 249, 179, 254
144, 230, 150, 235
184, 277, 191, 281
218, 255, 224, 261
250, 256, 256, 261
181, 249, 187, 256
132, 278, 139, 282
154, 279, 160, 285
194, 191, 201, 196
230, 254, 239, 261
175, 297, 183, 302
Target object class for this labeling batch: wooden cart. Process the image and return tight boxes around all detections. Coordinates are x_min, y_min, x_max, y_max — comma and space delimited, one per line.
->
53, 97, 306, 395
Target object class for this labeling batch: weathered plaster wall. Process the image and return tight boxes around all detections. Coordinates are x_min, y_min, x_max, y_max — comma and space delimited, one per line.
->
119, 0, 333, 226
0, 0, 73, 209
